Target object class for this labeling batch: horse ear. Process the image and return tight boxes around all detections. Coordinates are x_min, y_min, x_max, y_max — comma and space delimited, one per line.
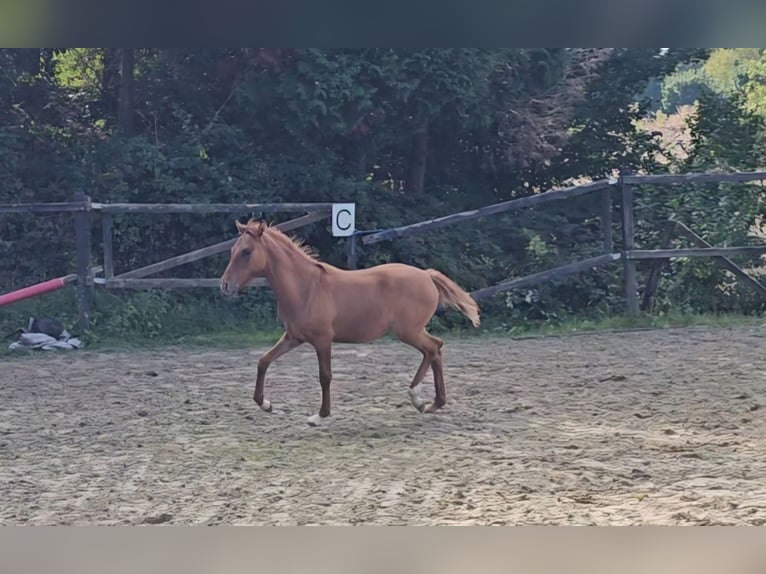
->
255, 220, 267, 236
235, 220, 247, 234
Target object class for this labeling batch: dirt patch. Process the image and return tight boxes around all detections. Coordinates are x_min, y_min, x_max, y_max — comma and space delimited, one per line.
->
1, 325, 765, 525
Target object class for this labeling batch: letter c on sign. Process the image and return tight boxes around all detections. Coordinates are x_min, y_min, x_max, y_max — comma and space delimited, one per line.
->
332, 203, 355, 236
336, 209, 352, 231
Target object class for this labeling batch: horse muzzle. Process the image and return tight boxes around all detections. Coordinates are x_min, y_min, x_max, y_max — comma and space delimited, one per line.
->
219, 279, 239, 297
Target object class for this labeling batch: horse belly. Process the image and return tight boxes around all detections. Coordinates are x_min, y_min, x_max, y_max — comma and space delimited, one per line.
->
329, 267, 437, 343
332, 308, 390, 343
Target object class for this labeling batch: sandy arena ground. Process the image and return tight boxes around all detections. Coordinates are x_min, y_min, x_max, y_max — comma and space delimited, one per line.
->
1, 325, 765, 525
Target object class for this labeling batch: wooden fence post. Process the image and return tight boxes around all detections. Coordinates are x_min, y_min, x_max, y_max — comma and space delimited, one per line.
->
346, 234, 358, 270
102, 213, 114, 279
74, 191, 93, 332
620, 170, 639, 317
601, 185, 613, 254
641, 220, 676, 312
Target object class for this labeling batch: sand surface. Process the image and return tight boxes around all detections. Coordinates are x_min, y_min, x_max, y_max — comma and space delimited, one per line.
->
1, 326, 764, 525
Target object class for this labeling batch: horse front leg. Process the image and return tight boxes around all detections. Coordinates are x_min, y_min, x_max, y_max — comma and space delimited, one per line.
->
307, 340, 332, 426
254, 332, 301, 412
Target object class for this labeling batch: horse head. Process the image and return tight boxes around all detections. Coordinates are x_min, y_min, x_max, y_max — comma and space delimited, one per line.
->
220, 219, 269, 296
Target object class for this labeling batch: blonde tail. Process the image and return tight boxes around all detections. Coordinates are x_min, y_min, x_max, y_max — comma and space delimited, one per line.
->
427, 269, 480, 327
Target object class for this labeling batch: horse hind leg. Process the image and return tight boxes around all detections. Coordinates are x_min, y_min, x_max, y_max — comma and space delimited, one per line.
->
407, 354, 431, 413
425, 341, 446, 413
401, 331, 443, 414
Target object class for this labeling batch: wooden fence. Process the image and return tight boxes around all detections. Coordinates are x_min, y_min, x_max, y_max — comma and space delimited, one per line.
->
620, 171, 766, 315
0, 194, 337, 331
4, 169, 766, 332
361, 169, 766, 316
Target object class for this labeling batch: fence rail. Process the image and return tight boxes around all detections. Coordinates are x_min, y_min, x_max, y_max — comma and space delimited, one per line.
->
111, 211, 330, 280
624, 171, 766, 185
362, 179, 612, 245
93, 202, 335, 214
0, 202, 88, 214
627, 246, 766, 259
471, 253, 621, 301
97, 278, 268, 289
0, 201, 336, 215
672, 220, 766, 297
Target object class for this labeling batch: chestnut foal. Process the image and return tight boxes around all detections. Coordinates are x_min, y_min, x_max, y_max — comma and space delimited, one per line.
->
220, 219, 480, 426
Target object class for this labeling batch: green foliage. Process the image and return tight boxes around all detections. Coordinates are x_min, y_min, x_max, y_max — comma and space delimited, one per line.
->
53, 48, 103, 91
493, 310, 764, 339
661, 64, 707, 112
742, 52, 766, 118
703, 49, 762, 92
88, 289, 281, 341
554, 49, 705, 183
3, 47, 761, 344
634, 87, 766, 316
659, 49, 762, 113
0, 285, 282, 346
685, 88, 766, 171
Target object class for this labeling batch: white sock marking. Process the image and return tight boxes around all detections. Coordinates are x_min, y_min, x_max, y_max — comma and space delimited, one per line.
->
307, 413, 327, 426
408, 388, 426, 412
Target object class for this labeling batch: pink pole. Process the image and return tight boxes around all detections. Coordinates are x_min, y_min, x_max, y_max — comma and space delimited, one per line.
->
0, 276, 72, 308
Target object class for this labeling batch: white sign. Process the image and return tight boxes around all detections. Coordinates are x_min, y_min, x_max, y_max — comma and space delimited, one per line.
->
332, 203, 355, 237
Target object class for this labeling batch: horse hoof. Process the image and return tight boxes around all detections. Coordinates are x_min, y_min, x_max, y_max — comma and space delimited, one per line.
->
307, 413, 328, 426
260, 399, 273, 413
424, 402, 443, 414
408, 389, 426, 413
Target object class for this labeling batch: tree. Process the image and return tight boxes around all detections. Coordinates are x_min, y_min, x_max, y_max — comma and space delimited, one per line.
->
659, 48, 761, 113
118, 48, 135, 135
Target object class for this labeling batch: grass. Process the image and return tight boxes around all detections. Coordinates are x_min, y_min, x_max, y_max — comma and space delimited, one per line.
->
485, 311, 765, 340
70, 310, 766, 353
87, 327, 287, 352
0, 287, 285, 353
1, 284, 763, 355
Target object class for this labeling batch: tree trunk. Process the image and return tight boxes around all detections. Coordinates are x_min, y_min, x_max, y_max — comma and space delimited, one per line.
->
41, 49, 55, 80
118, 48, 135, 136
405, 113, 429, 195
101, 48, 120, 117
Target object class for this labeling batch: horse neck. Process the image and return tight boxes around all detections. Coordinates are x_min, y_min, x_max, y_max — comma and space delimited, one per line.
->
262, 235, 321, 316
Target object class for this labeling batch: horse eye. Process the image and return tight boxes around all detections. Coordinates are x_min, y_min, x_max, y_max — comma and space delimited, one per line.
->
241, 248, 252, 257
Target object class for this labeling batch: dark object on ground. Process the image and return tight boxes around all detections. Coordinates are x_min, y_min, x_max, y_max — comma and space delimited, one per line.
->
6, 316, 82, 352
27, 316, 67, 339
